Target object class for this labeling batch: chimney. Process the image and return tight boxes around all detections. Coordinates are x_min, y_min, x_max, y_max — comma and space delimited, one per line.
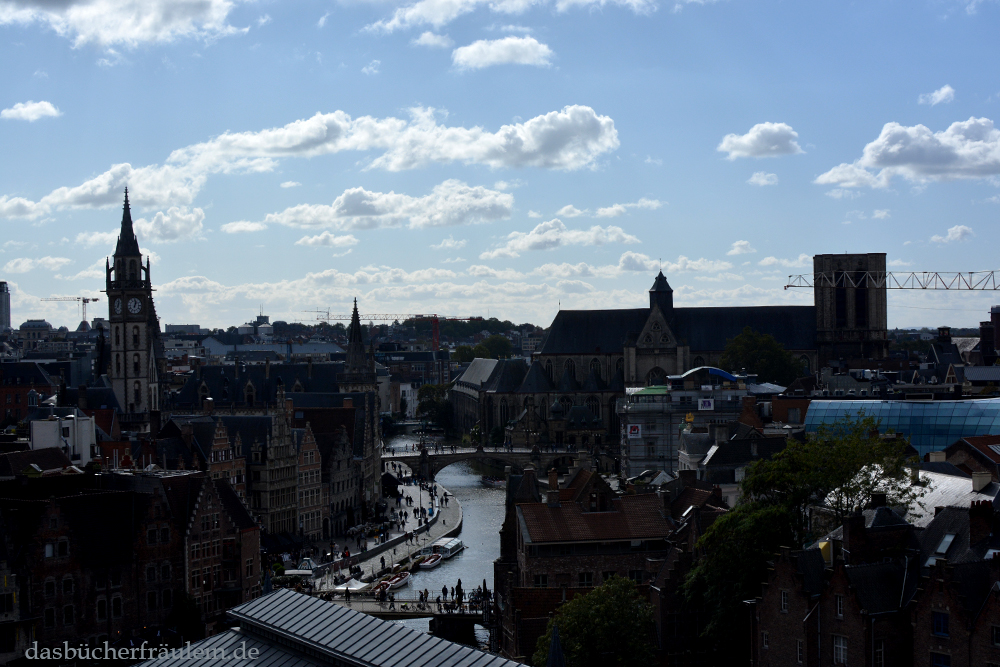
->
929, 451, 946, 463
842, 512, 866, 558
77, 384, 87, 411
546, 468, 560, 507
548, 467, 558, 489
203, 397, 214, 415
265, 358, 271, 380
973, 471, 992, 493
937, 326, 952, 344
658, 486, 672, 514
194, 357, 202, 380
869, 492, 887, 508
969, 500, 994, 545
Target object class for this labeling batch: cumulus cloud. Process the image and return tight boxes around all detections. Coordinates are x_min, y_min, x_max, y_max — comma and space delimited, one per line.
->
815, 117, 1000, 190
872, 209, 891, 219
221, 221, 267, 234
240, 180, 512, 231
527, 210, 542, 218
0, 0, 245, 47
919, 85, 955, 106
888, 259, 912, 267
556, 204, 586, 217
727, 240, 756, 256
452, 36, 552, 69
824, 187, 865, 199
317, 12, 330, 27
432, 236, 466, 249
747, 171, 778, 186
479, 218, 639, 259
758, 254, 811, 268
1, 100, 61, 122
0, 105, 618, 220
931, 224, 974, 243
280, 181, 301, 188
294, 232, 359, 247
412, 31, 453, 47
133, 206, 205, 242
717, 122, 803, 160
3, 256, 71, 273
594, 197, 662, 218
74, 230, 119, 247
361, 60, 381, 75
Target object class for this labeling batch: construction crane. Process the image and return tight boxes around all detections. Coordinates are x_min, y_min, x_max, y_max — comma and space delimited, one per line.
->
40, 296, 101, 321
303, 310, 483, 351
784, 271, 1000, 290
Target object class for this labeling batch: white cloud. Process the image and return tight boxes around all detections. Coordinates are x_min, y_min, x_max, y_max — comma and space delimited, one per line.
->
873, 209, 891, 219
824, 187, 865, 199
747, 171, 778, 186
758, 254, 811, 268
431, 236, 467, 250
594, 197, 662, 217
479, 218, 639, 259
1, 100, 61, 122
717, 122, 803, 160
492, 179, 524, 190
726, 240, 756, 255
318, 12, 330, 27
556, 204, 586, 217
3, 256, 71, 273
74, 230, 119, 247
247, 180, 512, 231
362, 60, 381, 75
134, 206, 205, 242
0, 105, 618, 220
294, 232, 360, 247
614, 252, 732, 274
816, 117, 1000, 189
931, 224, 974, 243
453, 36, 552, 69
221, 221, 267, 234
888, 259, 912, 267
280, 181, 301, 188
527, 210, 542, 218
441, 257, 467, 263
0, 0, 245, 47
466, 265, 525, 280
919, 84, 955, 106
256, 14, 271, 27
412, 31, 453, 47
645, 155, 662, 166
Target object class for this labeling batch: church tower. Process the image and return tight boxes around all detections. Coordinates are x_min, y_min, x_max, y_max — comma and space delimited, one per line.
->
338, 299, 377, 393
104, 189, 163, 429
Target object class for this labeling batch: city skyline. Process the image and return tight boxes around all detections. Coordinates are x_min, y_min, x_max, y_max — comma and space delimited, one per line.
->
3, 0, 1000, 329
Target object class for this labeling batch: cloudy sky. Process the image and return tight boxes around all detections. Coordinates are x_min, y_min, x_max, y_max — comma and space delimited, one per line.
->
2, 0, 999, 331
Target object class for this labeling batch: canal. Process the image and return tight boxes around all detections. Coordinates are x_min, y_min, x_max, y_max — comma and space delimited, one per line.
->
385, 435, 506, 645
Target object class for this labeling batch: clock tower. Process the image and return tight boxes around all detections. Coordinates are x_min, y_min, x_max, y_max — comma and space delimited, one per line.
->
105, 189, 163, 430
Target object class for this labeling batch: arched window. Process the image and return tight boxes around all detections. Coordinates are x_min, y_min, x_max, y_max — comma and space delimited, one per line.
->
134, 381, 142, 406
608, 398, 619, 437
559, 396, 572, 413
586, 396, 600, 420
539, 401, 547, 420
565, 359, 576, 380
245, 385, 255, 406
693, 356, 705, 367
133, 354, 140, 374
616, 358, 624, 377
799, 355, 811, 375
115, 354, 121, 375
116, 260, 123, 279
114, 327, 120, 345
132, 326, 139, 346
544, 360, 553, 383
199, 384, 209, 402
647, 367, 666, 386
590, 358, 601, 382
129, 260, 137, 281
499, 398, 509, 425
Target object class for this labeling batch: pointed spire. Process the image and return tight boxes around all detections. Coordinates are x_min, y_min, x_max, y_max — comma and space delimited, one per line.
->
114, 188, 141, 258
346, 298, 367, 371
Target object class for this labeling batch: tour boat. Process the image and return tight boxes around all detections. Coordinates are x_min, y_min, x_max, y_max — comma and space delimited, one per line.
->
419, 554, 443, 569
387, 571, 411, 589
480, 476, 506, 489
431, 537, 465, 559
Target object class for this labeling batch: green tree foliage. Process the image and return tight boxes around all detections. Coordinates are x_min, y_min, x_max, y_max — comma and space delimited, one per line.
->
452, 345, 475, 363
533, 577, 655, 667
472, 334, 513, 359
681, 413, 921, 659
719, 326, 804, 386
404, 316, 526, 339
416, 384, 453, 429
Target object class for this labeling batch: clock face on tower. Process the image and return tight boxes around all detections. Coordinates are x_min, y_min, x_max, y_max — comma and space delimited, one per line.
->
114, 298, 122, 315
128, 297, 142, 314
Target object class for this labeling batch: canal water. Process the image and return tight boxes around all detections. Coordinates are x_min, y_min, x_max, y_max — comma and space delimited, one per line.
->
385, 435, 505, 645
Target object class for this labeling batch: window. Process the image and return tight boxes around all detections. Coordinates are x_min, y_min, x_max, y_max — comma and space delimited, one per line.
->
44, 543, 54, 558
43, 608, 55, 628
161, 563, 171, 582
146, 591, 157, 612
873, 639, 884, 667
111, 596, 122, 618
835, 594, 844, 618
246, 558, 254, 577
992, 625, 1000, 646
191, 569, 200, 590
62, 605, 74, 625
578, 572, 593, 587
781, 590, 789, 612
57, 539, 69, 556
132, 326, 140, 346
110, 569, 122, 588
933, 611, 949, 637
162, 589, 172, 608
133, 354, 140, 374
44, 579, 55, 597
62, 578, 73, 595
602, 571, 616, 583
146, 565, 157, 583
147, 527, 158, 544
628, 570, 644, 584
788, 408, 801, 424
96, 598, 107, 621
761, 631, 769, 649
930, 654, 951, 667
160, 526, 170, 543
832, 635, 847, 664
0, 593, 12, 614
796, 639, 804, 664
533, 574, 548, 588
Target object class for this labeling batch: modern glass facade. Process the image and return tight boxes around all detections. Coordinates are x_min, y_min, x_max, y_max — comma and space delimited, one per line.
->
804, 398, 1000, 456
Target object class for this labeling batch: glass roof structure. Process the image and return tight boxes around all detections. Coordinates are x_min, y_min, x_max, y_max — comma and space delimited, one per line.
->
804, 398, 1000, 456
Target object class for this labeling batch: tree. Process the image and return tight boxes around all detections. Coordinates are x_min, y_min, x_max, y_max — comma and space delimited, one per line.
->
681, 412, 922, 658
399, 396, 408, 417
416, 384, 452, 430
472, 344, 491, 359
453, 345, 475, 363
533, 576, 655, 667
719, 326, 804, 386
482, 334, 513, 359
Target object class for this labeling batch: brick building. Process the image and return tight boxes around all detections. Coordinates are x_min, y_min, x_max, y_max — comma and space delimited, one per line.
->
0, 362, 57, 425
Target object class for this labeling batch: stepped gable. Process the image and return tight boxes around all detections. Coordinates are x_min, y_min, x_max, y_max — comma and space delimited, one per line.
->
517, 361, 555, 393
214, 477, 256, 529
217, 416, 274, 458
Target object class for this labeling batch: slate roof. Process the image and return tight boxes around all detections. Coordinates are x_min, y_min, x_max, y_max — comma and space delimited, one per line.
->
824, 507, 911, 541
964, 366, 1000, 383
455, 358, 499, 387
517, 361, 555, 393
845, 560, 916, 613
484, 360, 528, 394
114, 191, 141, 257
62, 386, 121, 411
557, 366, 580, 392
581, 368, 607, 392
920, 461, 970, 478
136, 588, 526, 667
905, 470, 1000, 527
505, 471, 542, 508
214, 478, 257, 531
703, 437, 787, 467
517, 492, 672, 543
539, 309, 650, 355
171, 363, 344, 409
0, 447, 72, 476
217, 416, 274, 457
564, 404, 601, 429
0, 361, 57, 388
956, 435, 1000, 464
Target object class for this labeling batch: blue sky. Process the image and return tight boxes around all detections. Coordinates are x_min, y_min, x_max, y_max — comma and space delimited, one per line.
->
2, 0, 999, 331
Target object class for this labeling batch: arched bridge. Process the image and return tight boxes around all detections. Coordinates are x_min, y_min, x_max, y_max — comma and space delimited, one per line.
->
382, 445, 592, 480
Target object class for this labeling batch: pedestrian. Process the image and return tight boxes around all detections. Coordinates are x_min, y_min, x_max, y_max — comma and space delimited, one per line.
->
450, 586, 455, 598
345, 588, 351, 604
381, 556, 385, 570
442, 585, 448, 600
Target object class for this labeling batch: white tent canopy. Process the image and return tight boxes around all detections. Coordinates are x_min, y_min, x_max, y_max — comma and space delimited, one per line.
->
333, 578, 370, 593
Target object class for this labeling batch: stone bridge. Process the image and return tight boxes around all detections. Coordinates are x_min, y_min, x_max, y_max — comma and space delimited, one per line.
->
382, 445, 592, 480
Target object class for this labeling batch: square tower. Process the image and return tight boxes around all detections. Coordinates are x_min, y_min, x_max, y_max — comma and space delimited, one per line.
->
813, 253, 888, 364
